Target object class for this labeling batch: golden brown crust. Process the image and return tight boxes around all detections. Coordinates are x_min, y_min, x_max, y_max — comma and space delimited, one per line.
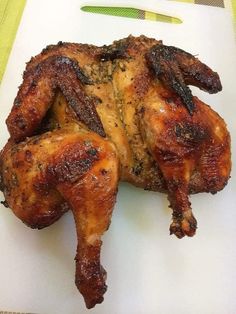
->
6, 55, 105, 142
57, 140, 118, 308
138, 87, 231, 237
146, 44, 222, 114
1, 126, 118, 307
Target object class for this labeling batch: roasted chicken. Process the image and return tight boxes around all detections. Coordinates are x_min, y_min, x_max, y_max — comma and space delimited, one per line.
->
0, 36, 231, 308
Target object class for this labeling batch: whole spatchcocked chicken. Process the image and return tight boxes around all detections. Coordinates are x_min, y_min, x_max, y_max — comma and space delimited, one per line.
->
0, 36, 231, 308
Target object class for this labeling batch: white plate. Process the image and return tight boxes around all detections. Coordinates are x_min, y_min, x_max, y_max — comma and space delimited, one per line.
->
0, 1, 236, 313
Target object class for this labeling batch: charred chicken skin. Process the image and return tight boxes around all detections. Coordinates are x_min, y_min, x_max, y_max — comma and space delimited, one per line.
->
0, 36, 231, 308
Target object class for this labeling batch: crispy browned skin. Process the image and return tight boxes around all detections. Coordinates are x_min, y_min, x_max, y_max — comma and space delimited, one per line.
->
0, 36, 231, 308
1, 126, 118, 309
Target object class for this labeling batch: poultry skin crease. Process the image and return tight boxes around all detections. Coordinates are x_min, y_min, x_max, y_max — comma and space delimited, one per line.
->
0, 36, 231, 308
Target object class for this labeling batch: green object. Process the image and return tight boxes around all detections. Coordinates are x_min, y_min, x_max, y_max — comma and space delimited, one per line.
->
0, 0, 26, 82
81, 6, 182, 24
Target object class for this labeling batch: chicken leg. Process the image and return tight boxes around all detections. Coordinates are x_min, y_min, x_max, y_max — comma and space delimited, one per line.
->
0, 125, 119, 308
138, 84, 230, 238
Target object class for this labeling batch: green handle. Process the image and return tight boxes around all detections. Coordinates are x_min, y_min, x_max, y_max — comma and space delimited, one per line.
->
81, 6, 182, 24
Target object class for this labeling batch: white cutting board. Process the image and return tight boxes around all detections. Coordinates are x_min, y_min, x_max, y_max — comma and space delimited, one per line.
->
0, 1, 236, 313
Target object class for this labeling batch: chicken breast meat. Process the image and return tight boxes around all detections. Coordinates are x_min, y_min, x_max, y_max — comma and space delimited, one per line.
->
0, 35, 231, 308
